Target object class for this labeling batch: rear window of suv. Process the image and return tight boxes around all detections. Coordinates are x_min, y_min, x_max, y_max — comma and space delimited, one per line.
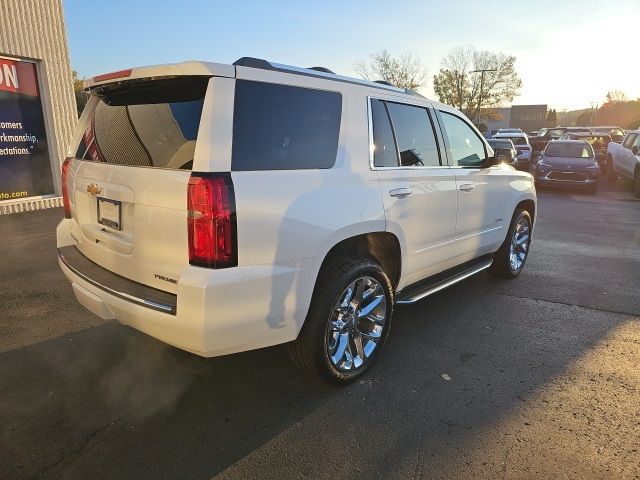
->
75, 76, 209, 170
231, 80, 342, 171
499, 136, 527, 146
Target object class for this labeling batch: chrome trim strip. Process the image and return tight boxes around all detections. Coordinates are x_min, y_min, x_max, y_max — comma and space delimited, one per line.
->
367, 96, 375, 170
396, 259, 493, 304
58, 250, 176, 315
415, 226, 503, 254
544, 172, 589, 182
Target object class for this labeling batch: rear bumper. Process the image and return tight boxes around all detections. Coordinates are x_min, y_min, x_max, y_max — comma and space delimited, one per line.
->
58, 246, 177, 315
57, 221, 315, 357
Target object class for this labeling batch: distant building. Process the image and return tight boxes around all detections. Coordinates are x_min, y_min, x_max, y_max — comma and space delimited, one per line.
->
509, 105, 548, 131
0, 0, 76, 214
480, 104, 549, 133
481, 107, 511, 131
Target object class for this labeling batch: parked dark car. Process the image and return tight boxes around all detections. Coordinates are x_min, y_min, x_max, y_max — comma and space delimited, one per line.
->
529, 126, 590, 155
529, 127, 568, 154
590, 126, 625, 143
559, 132, 611, 167
534, 140, 600, 194
487, 138, 517, 165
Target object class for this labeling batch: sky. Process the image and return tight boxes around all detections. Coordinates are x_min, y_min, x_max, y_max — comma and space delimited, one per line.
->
63, 0, 640, 112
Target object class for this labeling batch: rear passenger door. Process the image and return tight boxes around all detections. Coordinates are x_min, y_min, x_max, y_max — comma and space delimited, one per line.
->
370, 98, 458, 288
620, 133, 639, 176
435, 109, 507, 259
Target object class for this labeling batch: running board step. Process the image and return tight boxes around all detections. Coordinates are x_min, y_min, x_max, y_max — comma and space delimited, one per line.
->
396, 256, 493, 304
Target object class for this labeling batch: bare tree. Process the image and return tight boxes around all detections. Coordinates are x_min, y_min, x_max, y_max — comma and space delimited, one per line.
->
606, 89, 629, 103
354, 50, 428, 90
433, 46, 522, 123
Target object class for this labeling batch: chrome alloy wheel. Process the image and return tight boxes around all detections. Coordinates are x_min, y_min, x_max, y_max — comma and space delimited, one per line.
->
326, 276, 387, 372
509, 217, 530, 272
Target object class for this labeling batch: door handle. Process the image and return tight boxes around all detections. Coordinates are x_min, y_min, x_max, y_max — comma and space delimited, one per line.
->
459, 183, 476, 192
389, 187, 413, 197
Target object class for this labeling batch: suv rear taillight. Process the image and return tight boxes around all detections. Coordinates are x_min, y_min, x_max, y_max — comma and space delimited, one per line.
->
187, 173, 237, 269
61, 157, 72, 218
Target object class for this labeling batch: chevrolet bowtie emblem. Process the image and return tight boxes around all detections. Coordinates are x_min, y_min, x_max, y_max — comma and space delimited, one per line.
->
87, 183, 101, 195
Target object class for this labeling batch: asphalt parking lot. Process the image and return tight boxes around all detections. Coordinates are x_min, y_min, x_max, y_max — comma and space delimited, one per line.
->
1, 180, 638, 480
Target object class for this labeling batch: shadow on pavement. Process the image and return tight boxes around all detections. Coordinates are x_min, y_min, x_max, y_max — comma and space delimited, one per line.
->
0, 180, 638, 479
0, 274, 633, 479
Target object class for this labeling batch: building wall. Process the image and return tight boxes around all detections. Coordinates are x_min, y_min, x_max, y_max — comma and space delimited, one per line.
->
0, 0, 76, 212
509, 104, 548, 132
481, 107, 511, 131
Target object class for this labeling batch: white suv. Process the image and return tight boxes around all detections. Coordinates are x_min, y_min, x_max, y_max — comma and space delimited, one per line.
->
57, 58, 536, 383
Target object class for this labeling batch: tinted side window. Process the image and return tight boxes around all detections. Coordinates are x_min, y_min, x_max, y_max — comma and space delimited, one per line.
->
439, 112, 487, 167
371, 99, 399, 167
386, 102, 441, 167
232, 81, 342, 171
622, 133, 637, 149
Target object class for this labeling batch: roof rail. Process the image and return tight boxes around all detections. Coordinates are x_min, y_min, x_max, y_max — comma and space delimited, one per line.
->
308, 66, 335, 74
232, 57, 406, 93
404, 89, 425, 98
374, 80, 393, 86
233, 57, 272, 69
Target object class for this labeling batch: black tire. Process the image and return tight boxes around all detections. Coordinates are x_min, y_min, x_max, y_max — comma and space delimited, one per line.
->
633, 168, 640, 198
606, 158, 617, 183
288, 257, 393, 385
489, 208, 532, 279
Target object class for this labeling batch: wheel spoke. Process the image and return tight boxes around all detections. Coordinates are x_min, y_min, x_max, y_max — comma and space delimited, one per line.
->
331, 333, 349, 365
340, 283, 355, 308
344, 341, 355, 369
362, 325, 382, 339
362, 281, 380, 300
357, 294, 384, 319
353, 330, 365, 365
351, 280, 366, 307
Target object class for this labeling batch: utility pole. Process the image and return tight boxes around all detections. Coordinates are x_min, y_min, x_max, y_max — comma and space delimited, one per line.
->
471, 68, 497, 127
589, 102, 598, 126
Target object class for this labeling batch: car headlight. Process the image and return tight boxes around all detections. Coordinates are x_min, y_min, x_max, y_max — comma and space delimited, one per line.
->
586, 165, 600, 177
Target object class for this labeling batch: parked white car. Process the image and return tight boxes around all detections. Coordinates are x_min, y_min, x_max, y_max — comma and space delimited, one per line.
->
497, 128, 523, 134
606, 130, 640, 196
492, 132, 533, 170
57, 58, 537, 383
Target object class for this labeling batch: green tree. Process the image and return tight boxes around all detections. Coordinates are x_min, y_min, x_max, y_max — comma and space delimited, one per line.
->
546, 109, 557, 127
433, 46, 522, 122
575, 110, 593, 126
72, 70, 88, 117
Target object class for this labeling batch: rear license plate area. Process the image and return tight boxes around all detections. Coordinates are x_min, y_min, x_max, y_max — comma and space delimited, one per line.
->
97, 197, 122, 230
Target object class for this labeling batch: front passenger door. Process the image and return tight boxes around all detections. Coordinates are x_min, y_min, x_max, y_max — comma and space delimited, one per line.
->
622, 133, 640, 176
436, 110, 508, 260
371, 98, 458, 288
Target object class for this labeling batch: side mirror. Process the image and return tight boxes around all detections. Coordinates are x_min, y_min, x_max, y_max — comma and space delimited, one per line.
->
632, 145, 639, 155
